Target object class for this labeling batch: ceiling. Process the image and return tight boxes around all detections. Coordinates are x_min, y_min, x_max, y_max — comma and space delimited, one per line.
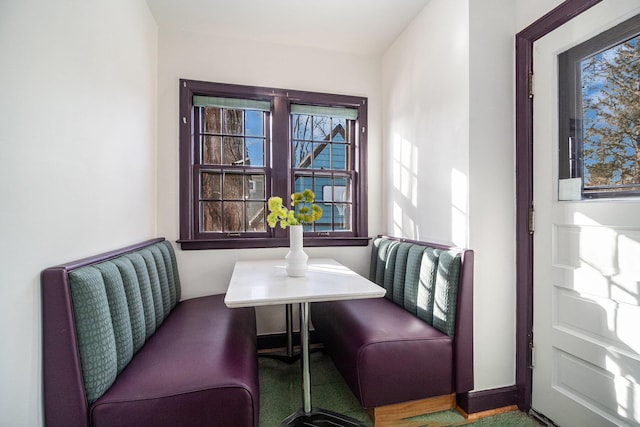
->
145, 0, 431, 56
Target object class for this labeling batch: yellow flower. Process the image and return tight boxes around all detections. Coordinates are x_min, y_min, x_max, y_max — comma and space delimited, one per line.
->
268, 196, 284, 211
267, 188, 323, 229
311, 204, 323, 221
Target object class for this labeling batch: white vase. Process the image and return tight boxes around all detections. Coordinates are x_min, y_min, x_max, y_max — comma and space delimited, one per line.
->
285, 225, 308, 277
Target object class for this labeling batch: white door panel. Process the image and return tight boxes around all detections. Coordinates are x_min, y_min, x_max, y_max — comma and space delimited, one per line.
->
532, 1, 640, 426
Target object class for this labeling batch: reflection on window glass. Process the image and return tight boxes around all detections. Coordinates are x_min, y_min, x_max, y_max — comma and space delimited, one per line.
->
224, 109, 244, 135
294, 175, 314, 194
245, 110, 263, 137
291, 111, 353, 232
292, 114, 349, 170
312, 117, 332, 141
202, 136, 222, 164
580, 34, 640, 195
224, 201, 244, 231
246, 138, 264, 166
201, 172, 222, 200
198, 105, 267, 232
201, 201, 221, 232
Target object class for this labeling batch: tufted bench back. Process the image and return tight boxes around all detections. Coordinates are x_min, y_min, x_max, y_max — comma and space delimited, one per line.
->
369, 236, 462, 338
67, 241, 181, 403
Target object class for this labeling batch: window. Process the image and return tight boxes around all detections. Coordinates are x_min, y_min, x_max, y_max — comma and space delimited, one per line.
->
559, 13, 640, 199
291, 105, 356, 234
178, 80, 368, 249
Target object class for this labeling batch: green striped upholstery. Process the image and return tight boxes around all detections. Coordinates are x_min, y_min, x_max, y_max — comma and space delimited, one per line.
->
149, 245, 171, 316
112, 256, 147, 353
125, 252, 157, 338
433, 250, 461, 337
370, 237, 462, 338
139, 249, 165, 328
392, 243, 412, 305
373, 238, 394, 286
382, 240, 400, 299
403, 245, 425, 315
416, 247, 439, 325
68, 241, 182, 404
93, 261, 134, 374
68, 267, 118, 404
159, 240, 181, 305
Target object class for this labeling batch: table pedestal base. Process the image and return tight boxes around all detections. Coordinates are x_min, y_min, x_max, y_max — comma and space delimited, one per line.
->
259, 304, 300, 363
281, 407, 367, 426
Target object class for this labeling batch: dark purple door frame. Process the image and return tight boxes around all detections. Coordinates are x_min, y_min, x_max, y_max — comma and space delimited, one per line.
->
514, 0, 602, 411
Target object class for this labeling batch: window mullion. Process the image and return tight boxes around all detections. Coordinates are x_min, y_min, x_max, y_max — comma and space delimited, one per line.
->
270, 94, 290, 239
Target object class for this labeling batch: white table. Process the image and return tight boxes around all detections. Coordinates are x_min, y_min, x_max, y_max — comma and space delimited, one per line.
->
224, 258, 385, 425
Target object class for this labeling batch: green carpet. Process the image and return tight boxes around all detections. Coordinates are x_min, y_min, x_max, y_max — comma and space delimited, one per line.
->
258, 351, 540, 426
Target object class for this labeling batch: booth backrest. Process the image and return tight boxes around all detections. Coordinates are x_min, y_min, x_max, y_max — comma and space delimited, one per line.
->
369, 235, 474, 392
42, 238, 183, 425
67, 240, 181, 404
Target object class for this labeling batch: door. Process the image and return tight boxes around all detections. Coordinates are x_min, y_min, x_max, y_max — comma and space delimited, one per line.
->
532, 1, 640, 426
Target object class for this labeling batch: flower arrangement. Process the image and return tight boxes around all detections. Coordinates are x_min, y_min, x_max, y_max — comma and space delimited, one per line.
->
267, 189, 323, 229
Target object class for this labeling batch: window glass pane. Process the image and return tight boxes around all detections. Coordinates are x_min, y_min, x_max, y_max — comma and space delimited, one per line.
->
202, 107, 222, 133
224, 109, 244, 135
246, 174, 265, 200
312, 143, 330, 169
292, 114, 313, 140
294, 175, 313, 194
315, 203, 332, 231
246, 202, 265, 231
201, 172, 221, 200
246, 138, 264, 166
331, 176, 352, 202
245, 110, 264, 137
202, 136, 222, 164
223, 173, 244, 199
201, 202, 222, 232
223, 137, 245, 165
331, 142, 348, 170
312, 116, 332, 141
581, 34, 640, 193
332, 118, 347, 141
333, 204, 351, 231
223, 202, 244, 231
314, 175, 352, 232
294, 141, 313, 168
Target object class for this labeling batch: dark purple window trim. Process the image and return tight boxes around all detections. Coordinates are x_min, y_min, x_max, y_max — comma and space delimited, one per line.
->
178, 79, 369, 250
515, 0, 602, 412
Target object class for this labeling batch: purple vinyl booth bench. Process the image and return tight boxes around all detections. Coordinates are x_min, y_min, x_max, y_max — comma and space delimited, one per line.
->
41, 238, 259, 427
311, 236, 474, 426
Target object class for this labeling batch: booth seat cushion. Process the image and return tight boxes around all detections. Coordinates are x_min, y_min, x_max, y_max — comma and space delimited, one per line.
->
311, 297, 453, 408
90, 294, 259, 427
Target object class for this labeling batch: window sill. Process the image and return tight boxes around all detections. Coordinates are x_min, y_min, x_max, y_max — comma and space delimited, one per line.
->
177, 236, 371, 250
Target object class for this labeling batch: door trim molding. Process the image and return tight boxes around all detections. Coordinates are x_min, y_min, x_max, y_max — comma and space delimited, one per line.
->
514, 0, 602, 412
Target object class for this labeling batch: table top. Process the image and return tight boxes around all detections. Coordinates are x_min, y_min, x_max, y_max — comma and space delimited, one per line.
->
224, 258, 386, 308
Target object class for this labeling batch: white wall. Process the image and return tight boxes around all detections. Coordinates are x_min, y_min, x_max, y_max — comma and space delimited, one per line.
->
381, 0, 521, 391
0, 0, 158, 425
382, 0, 470, 246
468, 0, 517, 391
156, 29, 382, 334
516, 0, 565, 32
